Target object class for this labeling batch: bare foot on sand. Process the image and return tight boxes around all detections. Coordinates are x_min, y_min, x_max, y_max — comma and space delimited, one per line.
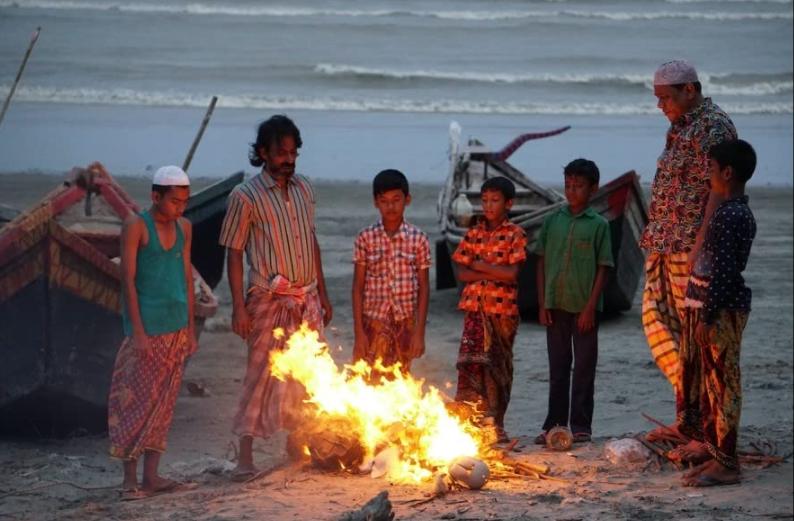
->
682, 460, 740, 487
142, 475, 182, 494
668, 440, 710, 464
645, 422, 682, 442
682, 460, 712, 479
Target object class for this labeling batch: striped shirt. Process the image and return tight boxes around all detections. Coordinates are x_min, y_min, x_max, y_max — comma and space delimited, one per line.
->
219, 172, 317, 289
353, 220, 431, 322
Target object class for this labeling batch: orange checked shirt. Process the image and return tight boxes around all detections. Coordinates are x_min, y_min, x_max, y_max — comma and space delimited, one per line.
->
452, 220, 527, 316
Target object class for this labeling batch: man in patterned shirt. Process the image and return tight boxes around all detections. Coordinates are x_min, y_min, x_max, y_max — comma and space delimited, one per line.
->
219, 115, 333, 480
452, 176, 527, 443
352, 169, 431, 374
676, 140, 756, 487
641, 60, 737, 441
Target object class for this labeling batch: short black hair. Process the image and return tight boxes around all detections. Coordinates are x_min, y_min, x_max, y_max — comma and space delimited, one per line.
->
709, 139, 756, 184
563, 158, 600, 186
373, 169, 409, 197
248, 114, 303, 168
480, 177, 516, 200
670, 81, 703, 94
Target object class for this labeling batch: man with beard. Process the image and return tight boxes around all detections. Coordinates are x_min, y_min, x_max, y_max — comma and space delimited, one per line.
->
219, 115, 333, 480
641, 60, 737, 447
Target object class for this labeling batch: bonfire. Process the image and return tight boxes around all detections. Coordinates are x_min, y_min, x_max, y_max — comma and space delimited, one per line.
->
270, 323, 486, 484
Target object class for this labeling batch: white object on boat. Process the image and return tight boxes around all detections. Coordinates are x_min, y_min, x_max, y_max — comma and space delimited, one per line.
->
450, 193, 474, 228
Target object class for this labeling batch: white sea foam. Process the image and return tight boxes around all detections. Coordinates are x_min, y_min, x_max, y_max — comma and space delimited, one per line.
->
1, 1, 791, 22
315, 64, 793, 95
3, 85, 791, 115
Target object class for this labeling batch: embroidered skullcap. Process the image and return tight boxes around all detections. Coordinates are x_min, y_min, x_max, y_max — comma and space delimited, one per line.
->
153, 165, 190, 186
653, 60, 699, 86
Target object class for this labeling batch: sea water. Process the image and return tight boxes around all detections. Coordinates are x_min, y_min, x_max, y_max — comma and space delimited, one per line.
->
0, 0, 791, 185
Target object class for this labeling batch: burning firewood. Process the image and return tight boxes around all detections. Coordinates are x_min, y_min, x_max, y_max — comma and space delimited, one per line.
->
286, 417, 365, 471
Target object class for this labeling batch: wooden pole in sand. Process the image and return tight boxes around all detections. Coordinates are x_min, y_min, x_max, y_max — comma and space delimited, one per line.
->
182, 95, 218, 173
0, 27, 41, 129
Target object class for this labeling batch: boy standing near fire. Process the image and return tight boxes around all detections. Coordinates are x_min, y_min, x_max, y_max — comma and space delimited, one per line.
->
108, 165, 196, 500
451, 177, 527, 443
352, 169, 431, 373
534, 159, 613, 445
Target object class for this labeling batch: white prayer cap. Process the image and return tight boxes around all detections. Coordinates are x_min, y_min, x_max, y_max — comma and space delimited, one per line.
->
653, 60, 699, 86
153, 165, 190, 186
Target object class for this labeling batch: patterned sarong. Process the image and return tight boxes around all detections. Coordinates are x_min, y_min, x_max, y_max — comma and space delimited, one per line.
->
232, 283, 323, 439
361, 316, 415, 372
677, 308, 704, 440
701, 309, 748, 470
108, 328, 192, 460
455, 311, 518, 427
642, 252, 690, 390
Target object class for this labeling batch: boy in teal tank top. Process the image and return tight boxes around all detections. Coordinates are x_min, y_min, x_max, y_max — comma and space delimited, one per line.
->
107, 165, 196, 499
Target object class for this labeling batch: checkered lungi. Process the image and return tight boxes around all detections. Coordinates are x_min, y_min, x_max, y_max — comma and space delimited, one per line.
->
232, 283, 323, 439
108, 328, 192, 460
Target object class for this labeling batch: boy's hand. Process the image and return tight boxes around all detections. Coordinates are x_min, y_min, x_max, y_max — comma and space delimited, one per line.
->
410, 331, 426, 359
353, 330, 368, 361
695, 322, 715, 347
187, 330, 198, 355
232, 304, 252, 340
538, 308, 553, 326
577, 306, 596, 333
132, 333, 151, 354
320, 294, 333, 326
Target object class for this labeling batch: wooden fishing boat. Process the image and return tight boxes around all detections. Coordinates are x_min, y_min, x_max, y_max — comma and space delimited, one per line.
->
0, 163, 222, 433
183, 170, 244, 289
436, 123, 648, 317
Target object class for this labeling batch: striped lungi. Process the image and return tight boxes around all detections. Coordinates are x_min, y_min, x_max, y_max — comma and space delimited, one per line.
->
232, 281, 323, 439
641, 252, 689, 390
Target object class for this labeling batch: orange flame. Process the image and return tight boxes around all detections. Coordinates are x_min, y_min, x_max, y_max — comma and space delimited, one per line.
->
270, 323, 483, 482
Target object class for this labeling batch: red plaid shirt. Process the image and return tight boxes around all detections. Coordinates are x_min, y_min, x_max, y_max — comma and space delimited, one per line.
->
452, 220, 527, 316
353, 221, 431, 322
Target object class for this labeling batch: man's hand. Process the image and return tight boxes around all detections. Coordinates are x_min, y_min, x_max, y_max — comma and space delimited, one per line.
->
320, 294, 333, 326
232, 304, 252, 340
695, 322, 715, 347
410, 330, 426, 359
539, 308, 553, 327
577, 305, 596, 333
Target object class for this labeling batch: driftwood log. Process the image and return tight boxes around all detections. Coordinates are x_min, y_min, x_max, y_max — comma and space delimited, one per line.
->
337, 491, 395, 521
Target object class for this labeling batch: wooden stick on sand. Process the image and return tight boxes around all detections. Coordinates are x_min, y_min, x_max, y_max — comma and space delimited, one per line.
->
182, 95, 218, 172
0, 27, 41, 129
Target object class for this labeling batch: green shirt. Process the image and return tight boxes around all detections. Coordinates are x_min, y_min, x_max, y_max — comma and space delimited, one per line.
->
122, 210, 188, 336
535, 205, 614, 313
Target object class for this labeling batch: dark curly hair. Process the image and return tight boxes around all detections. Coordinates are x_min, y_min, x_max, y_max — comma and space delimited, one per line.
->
248, 114, 303, 168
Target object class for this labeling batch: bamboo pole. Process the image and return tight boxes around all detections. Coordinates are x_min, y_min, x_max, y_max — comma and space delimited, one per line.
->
0, 27, 41, 129
182, 95, 218, 173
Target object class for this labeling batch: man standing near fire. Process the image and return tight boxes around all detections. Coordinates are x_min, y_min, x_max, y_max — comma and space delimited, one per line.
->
219, 114, 333, 481
641, 60, 737, 441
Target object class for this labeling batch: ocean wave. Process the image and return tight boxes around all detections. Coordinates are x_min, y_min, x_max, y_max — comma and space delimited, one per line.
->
315, 64, 792, 95
1, 1, 791, 22
3, 85, 791, 115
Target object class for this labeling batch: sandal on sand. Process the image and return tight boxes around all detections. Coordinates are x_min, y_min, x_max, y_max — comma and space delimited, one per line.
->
573, 432, 592, 443
230, 468, 259, 483
534, 432, 547, 445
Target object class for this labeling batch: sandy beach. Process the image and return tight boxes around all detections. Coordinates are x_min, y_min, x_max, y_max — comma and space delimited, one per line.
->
0, 173, 791, 521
